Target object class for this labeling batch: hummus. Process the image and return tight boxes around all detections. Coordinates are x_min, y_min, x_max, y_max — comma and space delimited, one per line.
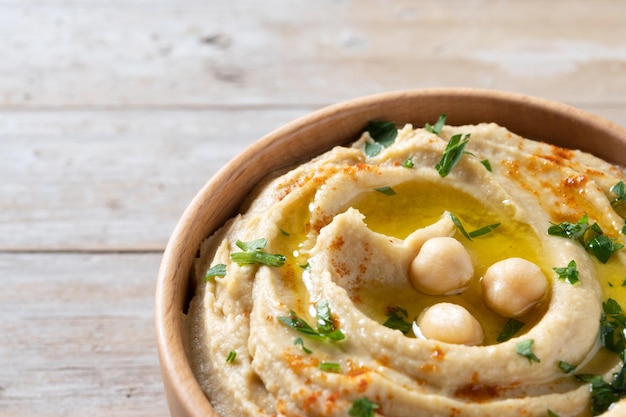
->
185, 121, 626, 417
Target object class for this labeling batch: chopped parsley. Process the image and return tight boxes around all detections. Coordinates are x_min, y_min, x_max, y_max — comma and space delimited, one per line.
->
480, 159, 492, 172
318, 362, 341, 373
294, 337, 313, 354
279, 228, 290, 236
548, 214, 624, 263
364, 120, 397, 157
424, 113, 446, 135
610, 181, 626, 217
278, 299, 345, 342
575, 297, 626, 415
435, 133, 471, 177
576, 370, 626, 416
547, 410, 561, 417
375, 186, 396, 196
496, 318, 525, 342
516, 339, 540, 363
401, 157, 414, 168
382, 306, 412, 334
230, 238, 286, 267
226, 350, 237, 363
600, 298, 626, 356
204, 263, 227, 281
552, 260, 580, 285
349, 397, 380, 417
449, 212, 500, 241
558, 360, 576, 374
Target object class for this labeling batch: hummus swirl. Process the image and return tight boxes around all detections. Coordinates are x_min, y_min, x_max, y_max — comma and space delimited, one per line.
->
185, 123, 626, 416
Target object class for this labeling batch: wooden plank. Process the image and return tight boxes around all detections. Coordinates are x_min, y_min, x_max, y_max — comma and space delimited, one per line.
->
0, 108, 310, 251
2, 106, 625, 252
0, 0, 625, 108
0, 252, 168, 417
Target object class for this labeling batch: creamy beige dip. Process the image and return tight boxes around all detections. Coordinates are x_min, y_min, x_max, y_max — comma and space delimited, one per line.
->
185, 122, 626, 417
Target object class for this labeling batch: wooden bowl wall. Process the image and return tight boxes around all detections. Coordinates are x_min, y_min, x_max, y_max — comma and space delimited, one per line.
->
155, 88, 626, 417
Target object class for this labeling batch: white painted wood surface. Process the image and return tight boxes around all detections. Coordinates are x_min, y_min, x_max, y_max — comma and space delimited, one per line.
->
1, 1, 625, 416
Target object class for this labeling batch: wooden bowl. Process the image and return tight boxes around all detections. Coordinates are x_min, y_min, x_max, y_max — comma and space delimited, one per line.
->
155, 88, 626, 417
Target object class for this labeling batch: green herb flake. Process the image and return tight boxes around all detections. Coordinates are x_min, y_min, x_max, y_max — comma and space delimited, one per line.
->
586, 235, 624, 264
516, 339, 540, 363
468, 222, 501, 238
610, 181, 626, 215
621, 277, 626, 287
449, 212, 500, 241
318, 362, 341, 373
552, 260, 580, 285
424, 113, 446, 135
558, 360, 576, 373
315, 299, 346, 341
480, 159, 492, 172
279, 228, 290, 236
204, 263, 227, 282
278, 300, 345, 342
364, 121, 397, 157
600, 298, 626, 355
401, 158, 414, 168
496, 318, 525, 342
548, 214, 624, 263
294, 337, 312, 354
435, 133, 471, 177
576, 369, 626, 416
226, 350, 237, 363
383, 306, 412, 334
230, 238, 286, 267
299, 262, 311, 271
547, 410, 561, 417
548, 214, 589, 243
349, 397, 380, 417
375, 186, 396, 196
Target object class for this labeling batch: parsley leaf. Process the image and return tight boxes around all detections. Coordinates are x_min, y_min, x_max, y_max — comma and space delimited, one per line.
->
576, 370, 626, 416
383, 306, 412, 334
496, 318, 525, 342
204, 263, 227, 281
548, 214, 623, 263
610, 180, 626, 217
558, 360, 576, 373
424, 113, 446, 134
318, 362, 341, 373
278, 300, 345, 342
516, 339, 540, 363
364, 121, 397, 157
226, 350, 237, 363
230, 238, 286, 267
435, 133, 471, 177
294, 337, 313, 354
586, 235, 624, 264
375, 186, 396, 196
401, 157, 414, 168
449, 212, 500, 241
600, 298, 626, 355
552, 260, 580, 285
349, 397, 380, 417
480, 159, 492, 172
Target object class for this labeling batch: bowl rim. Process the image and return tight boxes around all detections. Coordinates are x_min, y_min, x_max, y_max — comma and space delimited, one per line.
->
155, 87, 626, 417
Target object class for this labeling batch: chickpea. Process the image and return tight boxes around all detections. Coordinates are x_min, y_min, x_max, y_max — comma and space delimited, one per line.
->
409, 237, 474, 295
481, 257, 548, 317
416, 303, 484, 345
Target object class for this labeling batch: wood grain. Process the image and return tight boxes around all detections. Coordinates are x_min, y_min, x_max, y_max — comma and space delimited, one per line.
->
2, 0, 626, 415
1, 1, 625, 108
0, 252, 168, 417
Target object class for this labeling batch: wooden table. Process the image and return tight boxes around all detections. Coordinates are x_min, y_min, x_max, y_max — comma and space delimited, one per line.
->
2, 1, 625, 416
